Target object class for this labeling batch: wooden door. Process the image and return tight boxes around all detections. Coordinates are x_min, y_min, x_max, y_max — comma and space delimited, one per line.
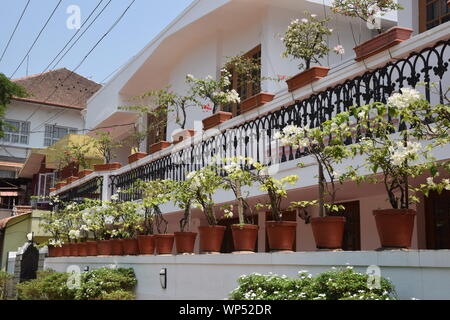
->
330, 201, 361, 251
425, 191, 450, 249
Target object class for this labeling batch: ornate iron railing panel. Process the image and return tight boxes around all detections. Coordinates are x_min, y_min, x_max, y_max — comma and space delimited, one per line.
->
58, 176, 103, 203
111, 38, 450, 201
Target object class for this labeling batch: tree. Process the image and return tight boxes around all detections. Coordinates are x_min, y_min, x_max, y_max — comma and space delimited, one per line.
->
0, 73, 28, 137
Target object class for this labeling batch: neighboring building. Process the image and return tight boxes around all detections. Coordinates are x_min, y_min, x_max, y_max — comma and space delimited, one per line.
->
0, 69, 101, 211
55, 0, 450, 254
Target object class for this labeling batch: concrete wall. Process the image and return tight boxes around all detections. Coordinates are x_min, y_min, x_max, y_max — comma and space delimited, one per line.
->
45, 250, 450, 300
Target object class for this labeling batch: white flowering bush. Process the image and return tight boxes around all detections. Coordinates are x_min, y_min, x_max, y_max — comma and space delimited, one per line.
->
186, 71, 240, 114
229, 267, 397, 300
282, 11, 343, 71
275, 113, 353, 217
348, 88, 441, 209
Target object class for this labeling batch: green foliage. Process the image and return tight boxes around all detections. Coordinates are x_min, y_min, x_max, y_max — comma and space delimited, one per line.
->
93, 130, 123, 163
0, 73, 28, 138
229, 267, 397, 300
331, 0, 403, 25
76, 268, 137, 300
17, 268, 136, 301
281, 11, 333, 71
172, 179, 197, 232
0, 271, 12, 300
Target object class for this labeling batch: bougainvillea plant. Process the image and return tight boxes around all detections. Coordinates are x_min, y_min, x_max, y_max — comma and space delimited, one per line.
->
171, 180, 196, 232
93, 129, 123, 163
186, 70, 240, 114
281, 11, 342, 71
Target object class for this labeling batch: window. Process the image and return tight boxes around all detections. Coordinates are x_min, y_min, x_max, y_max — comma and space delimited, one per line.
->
36, 172, 55, 203
419, 0, 450, 32
1, 120, 30, 145
44, 124, 78, 146
222, 45, 262, 116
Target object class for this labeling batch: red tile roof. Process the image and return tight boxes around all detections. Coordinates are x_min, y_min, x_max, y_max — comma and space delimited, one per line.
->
13, 68, 101, 109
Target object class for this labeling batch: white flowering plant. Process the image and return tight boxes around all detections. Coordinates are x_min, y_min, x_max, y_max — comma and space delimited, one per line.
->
186, 167, 223, 225
275, 113, 354, 217
216, 157, 258, 226
186, 71, 240, 114
281, 11, 342, 71
130, 179, 174, 234
171, 180, 197, 232
348, 88, 441, 209
331, 0, 403, 32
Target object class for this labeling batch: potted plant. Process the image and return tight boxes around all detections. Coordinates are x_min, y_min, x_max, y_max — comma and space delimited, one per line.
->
348, 88, 436, 248
78, 199, 100, 256
40, 203, 64, 257
137, 179, 175, 255
90, 202, 114, 256
172, 180, 198, 254
113, 200, 143, 256
276, 113, 353, 250
217, 157, 259, 253
281, 11, 343, 92
186, 71, 240, 130
331, 0, 409, 61
64, 138, 94, 180
252, 163, 299, 252
136, 205, 156, 255
223, 54, 276, 114
186, 167, 225, 253
93, 129, 123, 172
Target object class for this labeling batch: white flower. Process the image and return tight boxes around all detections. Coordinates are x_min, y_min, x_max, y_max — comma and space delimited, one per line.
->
388, 88, 421, 109
111, 193, 119, 201
426, 177, 435, 187
301, 18, 308, 23
333, 45, 345, 55
68, 230, 81, 239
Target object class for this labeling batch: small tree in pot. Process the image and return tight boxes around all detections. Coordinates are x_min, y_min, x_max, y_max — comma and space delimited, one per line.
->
172, 180, 198, 254
134, 179, 175, 255
331, 0, 408, 61
251, 162, 299, 252
275, 114, 353, 249
348, 88, 437, 248
217, 157, 259, 252
281, 11, 343, 92
186, 167, 224, 253
93, 130, 123, 171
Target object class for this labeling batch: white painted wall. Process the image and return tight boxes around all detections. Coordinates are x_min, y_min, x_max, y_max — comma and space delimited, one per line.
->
45, 250, 450, 300
397, 0, 420, 35
0, 101, 85, 161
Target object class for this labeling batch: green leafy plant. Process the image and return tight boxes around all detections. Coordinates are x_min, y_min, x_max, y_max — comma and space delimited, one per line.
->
186, 167, 223, 225
331, 0, 403, 33
172, 180, 197, 232
281, 11, 340, 71
275, 113, 353, 217
93, 129, 123, 163
0, 271, 12, 300
229, 267, 397, 300
0, 73, 28, 138
186, 71, 240, 114
16, 270, 77, 300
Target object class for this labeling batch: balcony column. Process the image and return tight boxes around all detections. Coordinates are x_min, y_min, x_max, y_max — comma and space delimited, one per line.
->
102, 173, 111, 202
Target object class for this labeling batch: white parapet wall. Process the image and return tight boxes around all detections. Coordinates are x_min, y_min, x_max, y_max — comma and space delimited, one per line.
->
45, 250, 450, 300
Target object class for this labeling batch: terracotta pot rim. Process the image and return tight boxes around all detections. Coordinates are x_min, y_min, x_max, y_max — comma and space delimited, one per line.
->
311, 216, 346, 223
354, 26, 413, 47
265, 221, 297, 226
373, 209, 416, 216
174, 231, 197, 235
137, 234, 155, 237
198, 225, 227, 230
155, 234, 175, 238
231, 224, 259, 230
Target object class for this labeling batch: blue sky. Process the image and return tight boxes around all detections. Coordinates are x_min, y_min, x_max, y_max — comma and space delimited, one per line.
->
0, 0, 193, 84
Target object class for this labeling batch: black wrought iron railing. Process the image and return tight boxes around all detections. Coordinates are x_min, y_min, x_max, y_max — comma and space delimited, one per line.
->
58, 176, 103, 203
109, 38, 450, 202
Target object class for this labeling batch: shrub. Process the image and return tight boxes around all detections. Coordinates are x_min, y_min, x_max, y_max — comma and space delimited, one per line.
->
0, 271, 12, 300
229, 267, 397, 300
16, 268, 137, 301
76, 268, 137, 300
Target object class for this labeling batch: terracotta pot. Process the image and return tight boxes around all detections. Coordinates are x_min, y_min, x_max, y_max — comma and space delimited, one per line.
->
78, 169, 94, 179
55, 181, 67, 190
49, 188, 57, 193
354, 27, 413, 61
373, 209, 416, 248
174, 232, 197, 254
62, 244, 71, 257
94, 163, 122, 172
66, 176, 78, 184
128, 152, 147, 164
110, 239, 124, 256
155, 234, 175, 255
311, 216, 346, 250
86, 241, 98, 256
97, 240, 112, 256
266, 221, 297, 252
198, 226, 226, 253
231, 224, 259, 252
77, 242, 88, 256
53, 246, 63, 257
286, 67, 330, 92
172, 129, 196, 145
137, 235, 155, 255
47, 245, 56, 257
202, 112, 233, 131
240, 93, 275, 114
69, 243, 79, 257
122, 238, 139, 255
150, 141, 171, 154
